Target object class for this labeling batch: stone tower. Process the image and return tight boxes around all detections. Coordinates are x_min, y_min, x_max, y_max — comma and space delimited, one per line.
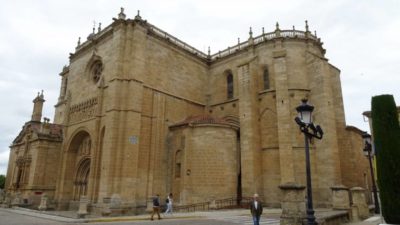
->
31, 91, 45, 122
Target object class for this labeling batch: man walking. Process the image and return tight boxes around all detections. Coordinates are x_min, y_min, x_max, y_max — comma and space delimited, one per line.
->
250, 193, 263, 225
151, 194, 161, 220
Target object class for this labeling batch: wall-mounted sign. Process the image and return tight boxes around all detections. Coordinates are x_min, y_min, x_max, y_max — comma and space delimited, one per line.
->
129, 136, 138, 144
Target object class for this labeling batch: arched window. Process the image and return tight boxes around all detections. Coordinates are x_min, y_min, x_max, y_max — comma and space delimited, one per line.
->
263, 67, 270, 90
227, 73, 234, 99
175, 150, 182, 178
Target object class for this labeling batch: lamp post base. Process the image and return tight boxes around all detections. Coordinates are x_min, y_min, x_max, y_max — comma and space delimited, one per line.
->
306, 208, 317, 225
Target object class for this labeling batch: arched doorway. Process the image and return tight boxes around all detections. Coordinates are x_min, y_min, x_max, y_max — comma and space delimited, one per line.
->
73, 158, 90, 200
61, 130, 92, 203
71, 133, 91, 200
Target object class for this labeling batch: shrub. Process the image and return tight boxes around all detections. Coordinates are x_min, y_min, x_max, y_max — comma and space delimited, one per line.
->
0, 175, 5, 189
371, 95, 400, 223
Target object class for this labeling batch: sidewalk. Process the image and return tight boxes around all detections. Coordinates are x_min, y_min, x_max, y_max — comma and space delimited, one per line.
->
0, 207, 278, 223
0, 207, 385, 224
0, 207, 212, 223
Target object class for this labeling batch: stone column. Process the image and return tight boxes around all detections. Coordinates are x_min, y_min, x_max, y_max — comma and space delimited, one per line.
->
101, 197, 111, 216
350, 187, 369, 221
2, 193, 12, 208
11, 192, 22, 207
273, 49, 296, 185
238, 62, 262, 197
331, 185, 350, 210
308, 57, 343, 204
38, 193, 48, 211
279, 183, 306, 225
77, 195, 89, 218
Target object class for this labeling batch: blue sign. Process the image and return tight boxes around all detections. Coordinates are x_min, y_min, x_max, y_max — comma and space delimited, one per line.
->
129, 136, 138, 144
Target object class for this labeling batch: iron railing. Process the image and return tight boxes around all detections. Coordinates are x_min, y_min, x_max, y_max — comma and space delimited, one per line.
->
172, 196, 254, 213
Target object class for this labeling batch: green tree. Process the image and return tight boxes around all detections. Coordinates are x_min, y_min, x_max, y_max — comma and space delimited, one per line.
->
0, 174, 5, 189
371, 95, 400, 223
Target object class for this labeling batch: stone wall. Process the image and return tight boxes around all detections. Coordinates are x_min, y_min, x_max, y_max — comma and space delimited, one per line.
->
6, 123, 62, 207
341, 127, 371, 190
170, 124, 237, 204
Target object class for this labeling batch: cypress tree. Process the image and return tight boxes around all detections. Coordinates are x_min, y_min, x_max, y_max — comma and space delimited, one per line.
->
371, 95, 400, 223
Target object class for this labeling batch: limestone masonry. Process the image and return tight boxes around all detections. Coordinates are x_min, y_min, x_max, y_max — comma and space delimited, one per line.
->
5, 9, 372, 214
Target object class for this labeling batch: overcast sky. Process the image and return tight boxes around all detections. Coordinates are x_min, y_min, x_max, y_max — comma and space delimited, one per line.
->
1, 0, 399, 175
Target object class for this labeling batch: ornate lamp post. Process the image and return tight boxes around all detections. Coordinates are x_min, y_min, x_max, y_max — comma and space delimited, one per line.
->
295, 99, 323, 225
361, 132, 380, 214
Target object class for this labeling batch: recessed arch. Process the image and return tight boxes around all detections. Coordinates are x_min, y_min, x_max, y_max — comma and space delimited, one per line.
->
259, 107, 277, 121
66, 127, 92, 153
175, 150, 182, 178
59, 129, 92, 203
223, 115, 240, 129
73, 157, 90, 200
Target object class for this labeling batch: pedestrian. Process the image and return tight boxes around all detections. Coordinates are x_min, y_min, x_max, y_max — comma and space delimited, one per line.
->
250, 193, 263, 225
164, 193, 173, 216
151, 194, 161, 220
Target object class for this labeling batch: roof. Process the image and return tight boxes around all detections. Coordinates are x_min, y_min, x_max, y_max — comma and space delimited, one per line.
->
12, 121, 63, 145
345, 125, 365, 135
169, 115, 234, 129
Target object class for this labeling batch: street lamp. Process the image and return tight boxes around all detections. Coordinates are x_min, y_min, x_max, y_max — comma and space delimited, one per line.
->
295, 99, 323, 225
361, 131, 380, 214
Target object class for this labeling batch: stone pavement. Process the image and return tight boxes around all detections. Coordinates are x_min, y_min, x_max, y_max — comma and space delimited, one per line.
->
0, 207, 281, 224
0, 208, 388, 225
343, 215, 385, 225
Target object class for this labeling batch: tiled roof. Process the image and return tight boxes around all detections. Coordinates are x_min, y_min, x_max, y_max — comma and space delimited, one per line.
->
12, 121, 63, 144
170, 115, 231, 128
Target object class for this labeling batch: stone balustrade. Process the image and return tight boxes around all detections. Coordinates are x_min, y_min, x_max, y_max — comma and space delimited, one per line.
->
74, 15, 322, 63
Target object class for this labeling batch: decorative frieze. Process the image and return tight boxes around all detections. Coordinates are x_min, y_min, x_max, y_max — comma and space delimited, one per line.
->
68, 97, 98, 123
16, 156, 32, 166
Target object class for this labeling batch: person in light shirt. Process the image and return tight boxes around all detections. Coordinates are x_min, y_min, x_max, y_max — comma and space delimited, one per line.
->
164, 193, 173, 216
250, 193, 263, 225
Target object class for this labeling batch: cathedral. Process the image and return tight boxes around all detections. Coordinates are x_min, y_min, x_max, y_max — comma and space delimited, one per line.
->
5, 9, 372, 214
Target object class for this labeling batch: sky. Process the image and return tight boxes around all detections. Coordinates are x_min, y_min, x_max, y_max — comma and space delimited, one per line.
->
0, 0, 399, 175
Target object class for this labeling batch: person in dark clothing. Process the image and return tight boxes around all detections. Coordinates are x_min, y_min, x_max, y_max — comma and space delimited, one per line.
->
250, 193, 263, 225
151, 194, 161, 220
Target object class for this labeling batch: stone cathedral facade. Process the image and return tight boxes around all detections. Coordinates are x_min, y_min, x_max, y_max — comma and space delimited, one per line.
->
5, 9, 371, 213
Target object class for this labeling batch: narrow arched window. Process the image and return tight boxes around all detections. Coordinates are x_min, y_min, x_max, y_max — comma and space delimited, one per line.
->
175, 150, 182, 178
227, 73, 233, 99
263, 67, 270, 90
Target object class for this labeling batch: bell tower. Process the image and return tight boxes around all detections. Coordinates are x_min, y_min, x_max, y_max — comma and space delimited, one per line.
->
31, 90, 45, 122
